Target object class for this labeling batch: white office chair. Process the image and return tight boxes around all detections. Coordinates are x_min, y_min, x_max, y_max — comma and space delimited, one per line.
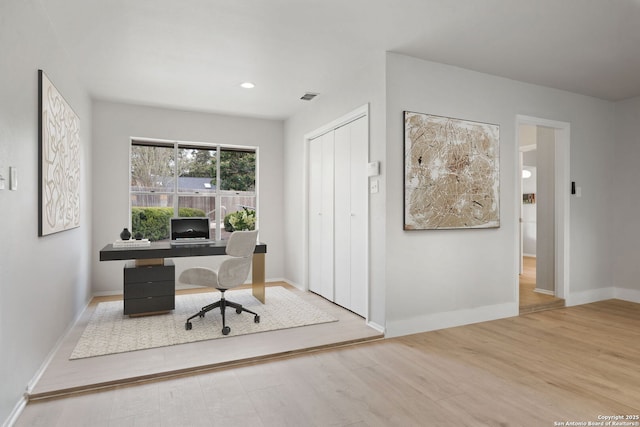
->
180, 230, 260, 335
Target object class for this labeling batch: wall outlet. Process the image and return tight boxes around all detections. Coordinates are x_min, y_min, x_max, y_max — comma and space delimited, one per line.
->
370, 179, 379, 194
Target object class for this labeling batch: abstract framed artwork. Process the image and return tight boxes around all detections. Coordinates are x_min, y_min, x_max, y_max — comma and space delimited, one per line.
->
523, 193, 536, 204
38, 70, 81, 236
404, 111, 500, 230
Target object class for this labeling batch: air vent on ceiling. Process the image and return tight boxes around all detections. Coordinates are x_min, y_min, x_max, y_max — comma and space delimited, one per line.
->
300, 92, 318, 101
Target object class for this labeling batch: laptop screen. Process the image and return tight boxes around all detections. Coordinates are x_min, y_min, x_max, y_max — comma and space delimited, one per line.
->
170, 217, 211, 241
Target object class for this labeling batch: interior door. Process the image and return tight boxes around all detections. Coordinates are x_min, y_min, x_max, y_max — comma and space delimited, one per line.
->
308, 137, 322, 295
308, 132, 334, 300
333, 124, 351, 309
307, 107, 369, 317
333, 116, 367, 316
347, 116, 368, 316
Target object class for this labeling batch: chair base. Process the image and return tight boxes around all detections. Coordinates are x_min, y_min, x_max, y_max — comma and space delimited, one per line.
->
185, 290, 260, 335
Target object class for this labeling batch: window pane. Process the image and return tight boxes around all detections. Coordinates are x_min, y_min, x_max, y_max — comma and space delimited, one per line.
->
219, 148, 255, 192
177, 195, 215, 219
178, 147, 216, 193
130, 141, 257, 242
130, 194, 174, 241
131, 144, 175, 192
221, 194, 257, 240
131, 193, 174, 209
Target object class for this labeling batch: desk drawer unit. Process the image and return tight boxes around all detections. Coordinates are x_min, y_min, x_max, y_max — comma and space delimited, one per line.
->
124, 260, 175, 315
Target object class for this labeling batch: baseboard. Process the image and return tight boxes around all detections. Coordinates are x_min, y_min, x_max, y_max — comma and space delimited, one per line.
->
4, 296, 93, 427
565, 287, 616, 307
534, 288, 555, 296
384, 301, 518, 338
282, 278, 305, 291
25, 297, 92, 394
92, 289, 124, 297
94, 278, 288, 297
614, 287, 640, 304
2, 396, 27, 427
366, 320, 385, 334
564, 287, 640, 306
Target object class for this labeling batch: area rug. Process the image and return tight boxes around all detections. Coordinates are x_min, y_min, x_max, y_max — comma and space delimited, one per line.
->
70, 286, 337, 360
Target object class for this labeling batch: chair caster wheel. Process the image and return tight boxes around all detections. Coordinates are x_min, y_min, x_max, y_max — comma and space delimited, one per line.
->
236, 308, 242, 314
254, 315, 260, 323
222, 326, 231, 335
199, 313, 205, 318
185, 322, 192, 330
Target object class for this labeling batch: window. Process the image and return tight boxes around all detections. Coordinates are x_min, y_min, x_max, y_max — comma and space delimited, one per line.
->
130, 139, 257, 241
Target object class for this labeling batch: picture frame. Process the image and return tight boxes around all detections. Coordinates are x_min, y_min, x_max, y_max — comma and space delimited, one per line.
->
404, 111, 500, 230
38, 70, 81, 236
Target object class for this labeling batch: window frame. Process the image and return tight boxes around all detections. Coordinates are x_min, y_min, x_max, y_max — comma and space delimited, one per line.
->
129, 137, 258, 241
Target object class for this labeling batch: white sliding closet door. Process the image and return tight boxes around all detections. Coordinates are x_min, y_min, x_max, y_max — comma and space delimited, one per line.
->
334, 117, 367, 316
308, 131, 334, 301
308, 113, 368, 317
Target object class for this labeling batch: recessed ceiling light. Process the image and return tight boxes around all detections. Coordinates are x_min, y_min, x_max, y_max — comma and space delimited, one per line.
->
240, 82, 255, 89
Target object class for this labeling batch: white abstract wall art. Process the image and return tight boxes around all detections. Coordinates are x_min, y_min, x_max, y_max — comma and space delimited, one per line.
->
38, 70, 81, 236
404, 111, 500, 230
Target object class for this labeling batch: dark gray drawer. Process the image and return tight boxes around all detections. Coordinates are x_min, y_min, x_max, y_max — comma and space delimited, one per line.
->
124, 295, 175, 315
124, 262, 175, 283
124, 280, 174, 299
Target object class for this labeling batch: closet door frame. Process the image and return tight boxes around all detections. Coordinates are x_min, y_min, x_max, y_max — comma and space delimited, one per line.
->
303, 104, 370, 319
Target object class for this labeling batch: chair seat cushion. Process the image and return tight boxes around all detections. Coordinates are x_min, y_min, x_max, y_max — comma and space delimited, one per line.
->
179, 267, 218, 287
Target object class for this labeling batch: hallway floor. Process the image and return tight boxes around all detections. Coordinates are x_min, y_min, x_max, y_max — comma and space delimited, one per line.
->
519, 256, 565, 314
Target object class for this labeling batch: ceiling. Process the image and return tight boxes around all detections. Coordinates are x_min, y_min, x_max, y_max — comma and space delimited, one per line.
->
39, 0, 640, 120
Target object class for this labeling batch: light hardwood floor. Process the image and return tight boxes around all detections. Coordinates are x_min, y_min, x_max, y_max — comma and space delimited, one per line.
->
16, 299, 640, 426
27, 282, 382, 400
519, 256, 565, 314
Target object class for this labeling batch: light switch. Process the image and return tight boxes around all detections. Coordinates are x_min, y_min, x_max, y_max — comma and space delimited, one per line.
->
10, 167, 17, 191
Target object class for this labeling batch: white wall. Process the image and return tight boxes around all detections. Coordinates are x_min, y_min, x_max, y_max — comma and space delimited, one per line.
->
0, 1, 92, 423
283, 55, 387, 328
385, 52, 615, 336
536, 127, 556, 293
612, 97, 640, 301
91, 101, 284, 294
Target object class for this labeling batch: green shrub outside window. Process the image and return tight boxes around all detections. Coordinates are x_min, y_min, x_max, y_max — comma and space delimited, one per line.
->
132, 207, 205, 241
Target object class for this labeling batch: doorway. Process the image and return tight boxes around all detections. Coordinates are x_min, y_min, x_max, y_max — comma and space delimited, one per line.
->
516, 116, 570, 314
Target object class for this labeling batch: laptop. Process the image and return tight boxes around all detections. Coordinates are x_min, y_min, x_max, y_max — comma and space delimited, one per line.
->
170, 217, 214, 246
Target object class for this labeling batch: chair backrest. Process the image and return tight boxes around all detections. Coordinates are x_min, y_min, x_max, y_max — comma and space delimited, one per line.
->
225, 230, 258, 258
217, 230, 258, 288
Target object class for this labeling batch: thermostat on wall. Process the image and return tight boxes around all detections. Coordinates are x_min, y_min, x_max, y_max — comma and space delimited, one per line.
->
367, 161, 380, 177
